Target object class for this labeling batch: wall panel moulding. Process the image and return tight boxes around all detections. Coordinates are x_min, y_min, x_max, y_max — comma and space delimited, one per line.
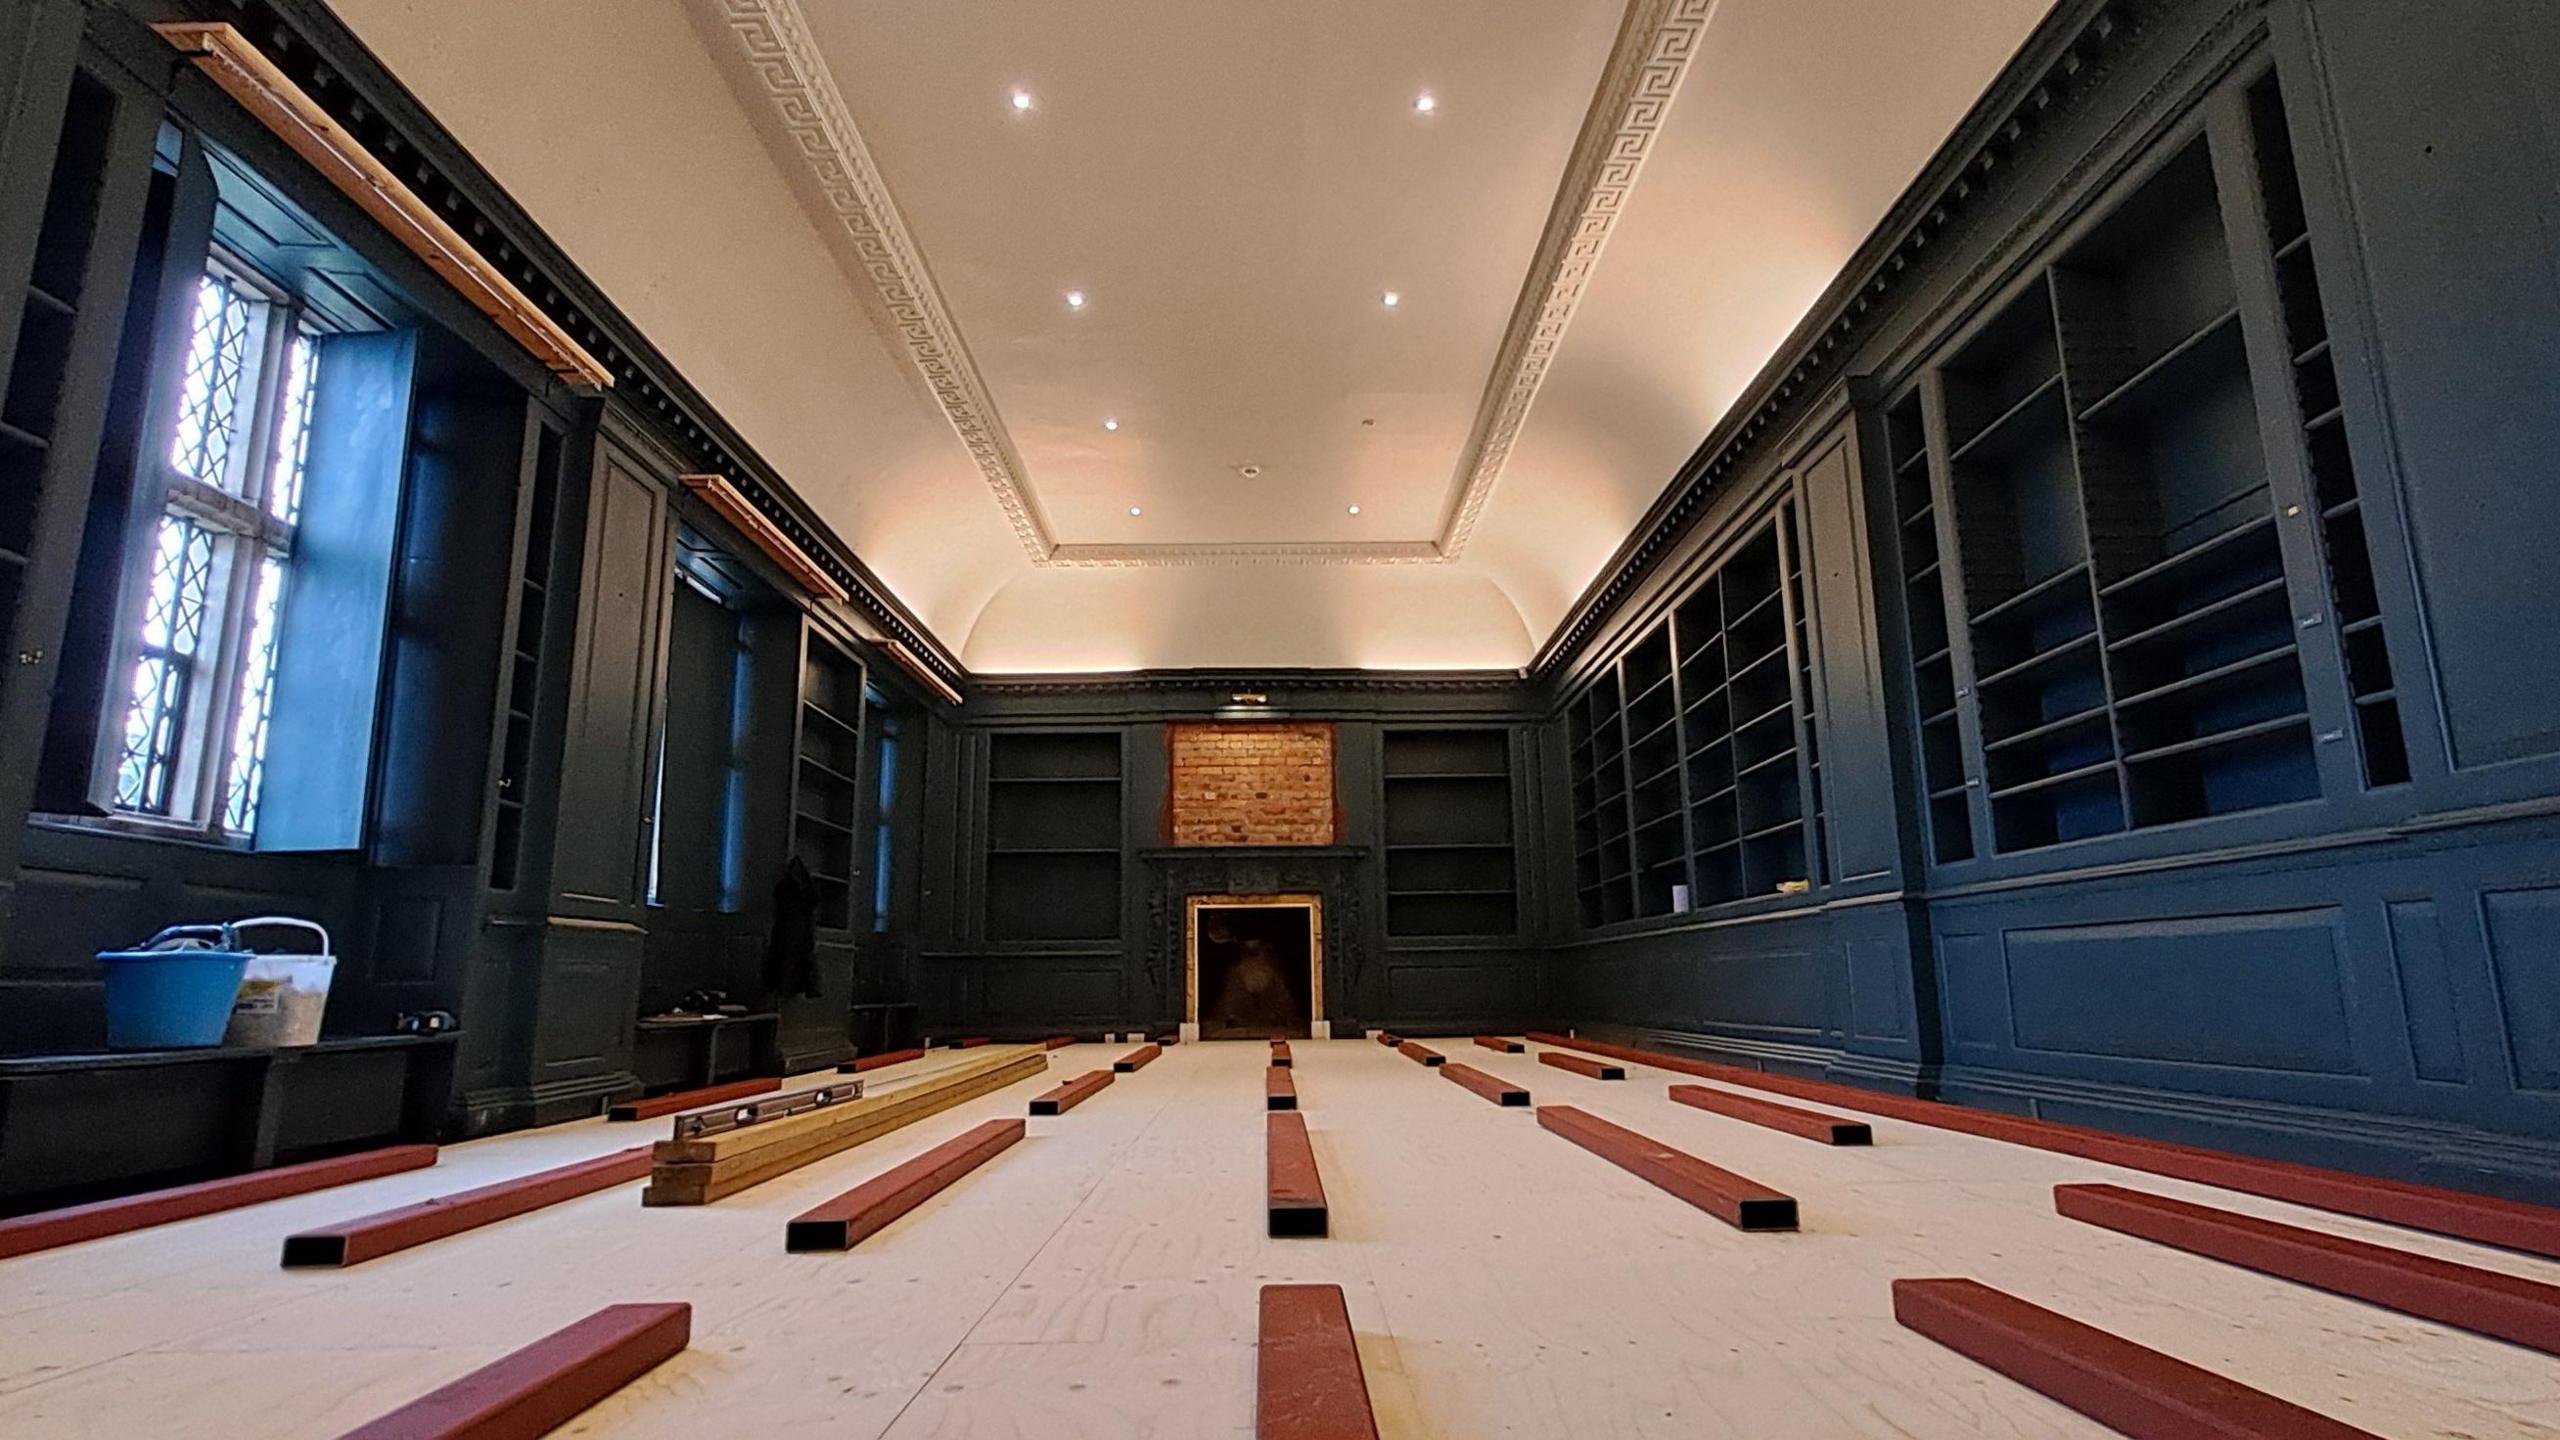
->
153, 23, 616, 390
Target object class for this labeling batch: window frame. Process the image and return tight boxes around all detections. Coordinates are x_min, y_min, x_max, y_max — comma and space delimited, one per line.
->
103, 251, 323, 841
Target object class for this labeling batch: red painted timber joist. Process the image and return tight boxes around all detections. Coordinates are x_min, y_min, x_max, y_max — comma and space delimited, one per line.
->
1257, 1283, 1380, 1440
1043, 1035, 1078, 1050
1374, 1032, 1402, 1047
1473, 1035, 1524, 1053
2057, 1182, 2560, 1358
1029, 1069, 1114, 1117
1442, 1063, 1529, 1108
1668, 1084, 1871, 1145
1397, 1041, 1445, 1067
1113, 1043, 1163, 1073
841, 1047, 927, 1074
282, 1147, 652, 1268
0, 1144, 438, 1261
947, 1036, 992, 1049
1268, 1111, 1329, 1237
1537, 1050, 1624, 1081
787, 1119, 1025, 1252
1892, 1278, 2378, 1439
1271, 1039, 1293, 1068
1267, 1065, 1299, 1112
338, 1301, 690, 1440
607, 1077, 778, 1123
1537, 1106, 1796, 1231
1528, 1031, 2560, 1260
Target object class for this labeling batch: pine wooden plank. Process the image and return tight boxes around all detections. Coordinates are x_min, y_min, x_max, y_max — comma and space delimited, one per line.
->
1893, 1277, 2379, 1438
786, 1120, 1025, 1252
643, 1048, 1046, 1205
1537, 1105, 1796, 1231
1258, 1283, 1380, 1440
1668, 1083, 1871, 1145
2057, 1182, 2560, 1358
1530, 1031, 2560, 1260
0, 1145, 439, 1260
336, 1301, 690, 1440
282, 1148, 652, 1268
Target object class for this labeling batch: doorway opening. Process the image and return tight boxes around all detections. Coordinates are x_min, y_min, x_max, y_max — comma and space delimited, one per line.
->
1186, 895, 1320, 1041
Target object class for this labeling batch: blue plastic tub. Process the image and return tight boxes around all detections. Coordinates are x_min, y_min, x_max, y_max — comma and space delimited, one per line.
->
97, 940, 252, 1050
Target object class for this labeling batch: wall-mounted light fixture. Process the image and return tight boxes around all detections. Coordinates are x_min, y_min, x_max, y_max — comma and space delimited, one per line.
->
153, 23, 616, 391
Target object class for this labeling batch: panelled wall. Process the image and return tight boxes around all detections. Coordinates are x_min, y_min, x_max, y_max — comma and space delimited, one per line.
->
1538, 0, 2560, 1199
917, 679, 1549, 1042
0, 0, 937, 1167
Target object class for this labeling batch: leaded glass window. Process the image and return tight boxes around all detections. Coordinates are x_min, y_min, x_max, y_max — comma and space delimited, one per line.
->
113, 517, 216, 813
168, 274, 256, 489
109, 264, 324, 837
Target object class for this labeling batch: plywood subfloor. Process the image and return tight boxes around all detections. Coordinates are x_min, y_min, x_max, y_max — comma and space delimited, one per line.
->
3, 1040, 2557, 1437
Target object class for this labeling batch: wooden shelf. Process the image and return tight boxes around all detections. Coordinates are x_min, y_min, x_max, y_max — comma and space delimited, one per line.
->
2078, 306, 2243, 424
1949, 372, 2065, 465
2123, 712, 2310, 766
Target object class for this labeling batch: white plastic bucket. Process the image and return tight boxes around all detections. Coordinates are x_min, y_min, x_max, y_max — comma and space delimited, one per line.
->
220, 918, 336, 1048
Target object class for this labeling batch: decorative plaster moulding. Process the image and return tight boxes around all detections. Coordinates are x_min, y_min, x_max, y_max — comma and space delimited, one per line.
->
694, 0, 1712, 568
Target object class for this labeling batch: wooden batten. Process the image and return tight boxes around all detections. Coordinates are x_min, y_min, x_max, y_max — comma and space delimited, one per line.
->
338, 1303, 691, 1439
1257, 1284, 1381, 1440
1398, 1041, 1445, 1067
1267, 1112, 1329, 1238
1473, 1035, 1525, 1053
786, 1119, 1024, 1253
1538, 1051, 1624, 1081
678, 472, 849, 603
843, 1048, 928, 1073
1266, 1065, 1299, 1112
1668, 1084, 1871, 1145
150, 24, 614, 390
1442, 1063, 1529, 1108
0, 1146, 438, 1260
1538, 1106, 1796, 1232
1113, 1043, 1162, 1074
282, 1147, 654, 1268
1029, 1070, 1113, 1117
1893, 1278, 2378, 1438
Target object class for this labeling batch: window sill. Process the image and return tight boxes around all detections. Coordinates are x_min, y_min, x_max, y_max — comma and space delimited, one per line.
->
29, 811, 252, 853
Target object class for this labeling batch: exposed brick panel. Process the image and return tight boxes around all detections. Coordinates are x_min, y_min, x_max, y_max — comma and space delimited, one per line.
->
1168, 723, 1336, 847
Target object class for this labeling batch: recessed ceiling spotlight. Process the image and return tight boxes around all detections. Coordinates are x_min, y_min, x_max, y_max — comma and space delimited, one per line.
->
1010, 89, 1034, 111
1103, 418, 1119, 432
1414, 93, 1437, 114
1065, 290, 1086, 309
1236, 464, 1264, 479
1128, 505, 1143, 516
1347, 504, 1362, 515
1381, 290, 1401, 308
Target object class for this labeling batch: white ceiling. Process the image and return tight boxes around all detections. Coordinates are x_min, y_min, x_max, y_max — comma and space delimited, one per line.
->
325, 0, 2054, 673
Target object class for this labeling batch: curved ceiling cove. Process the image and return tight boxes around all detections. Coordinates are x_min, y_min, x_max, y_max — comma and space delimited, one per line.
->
326, 0, 2053, 672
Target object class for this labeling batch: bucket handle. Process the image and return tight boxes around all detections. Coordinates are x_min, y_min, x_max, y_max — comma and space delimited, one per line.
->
228, 916, 331, 956
133, 916, 331, 955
